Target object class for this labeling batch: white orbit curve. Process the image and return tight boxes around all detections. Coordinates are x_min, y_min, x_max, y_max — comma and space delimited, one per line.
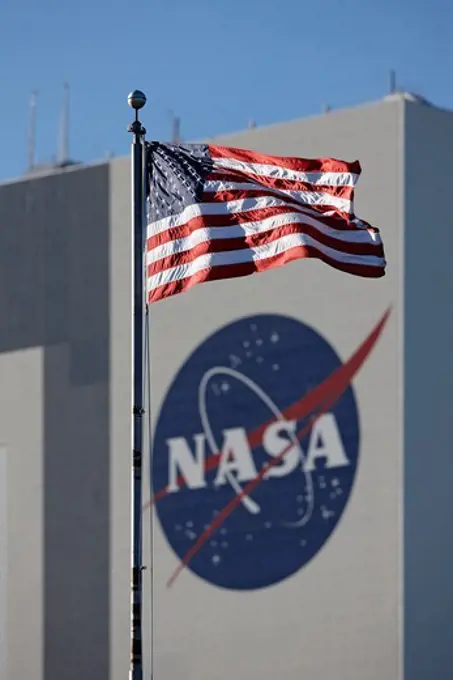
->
198, 366, 314, 527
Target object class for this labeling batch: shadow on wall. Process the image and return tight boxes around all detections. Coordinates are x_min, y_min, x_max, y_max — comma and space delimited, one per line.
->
0, 164, 111, 680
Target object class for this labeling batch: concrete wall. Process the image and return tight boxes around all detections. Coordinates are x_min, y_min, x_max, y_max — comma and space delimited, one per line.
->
2, 94, 451, 680
404, 101, 453, 680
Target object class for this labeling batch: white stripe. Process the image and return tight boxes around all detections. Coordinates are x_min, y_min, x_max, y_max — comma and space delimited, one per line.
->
147, 210, 382, 265
147, 232, 385, 292
213, 156, 359, 186
203, 180, 352, 213
148, 194, 372, 237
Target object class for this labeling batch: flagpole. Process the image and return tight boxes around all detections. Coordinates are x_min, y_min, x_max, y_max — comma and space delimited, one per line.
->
127, 89, 147, 680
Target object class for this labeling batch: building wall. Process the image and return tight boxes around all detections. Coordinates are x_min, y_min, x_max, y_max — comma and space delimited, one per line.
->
3, 94, 449, 680
108, 155, 135, 680
404, 102, 453, 680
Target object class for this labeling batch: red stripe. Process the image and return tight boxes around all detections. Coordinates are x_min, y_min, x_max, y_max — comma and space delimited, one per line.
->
200, 188, 355, 220
208, 144, 361, 175
148, 243, 385, 303
206, 171, 354, 201
147, 225, 384, 277
147, 204, 380, 251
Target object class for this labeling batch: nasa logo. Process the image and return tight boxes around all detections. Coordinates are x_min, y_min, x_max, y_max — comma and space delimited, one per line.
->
152, 312, 388, 591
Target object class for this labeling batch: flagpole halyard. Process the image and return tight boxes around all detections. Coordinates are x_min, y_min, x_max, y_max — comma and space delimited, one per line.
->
127, 89, 147, 680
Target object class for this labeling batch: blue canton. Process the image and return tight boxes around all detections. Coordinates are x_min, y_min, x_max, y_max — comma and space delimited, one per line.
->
146, 142, 214, 222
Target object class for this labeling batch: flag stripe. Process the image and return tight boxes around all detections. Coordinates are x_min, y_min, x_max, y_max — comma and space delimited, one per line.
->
147, 231, 384, 293
200, 189, 365, 224
146, 213, 384, 267
206, 170, 355, 200
148, 242, 383, 303
147, 224, 384, 278
202, 180, 353, 213
146, 204, 382, 251
149, 194, 376, 236
210, 158, 359, 186
208, 144, 362, 175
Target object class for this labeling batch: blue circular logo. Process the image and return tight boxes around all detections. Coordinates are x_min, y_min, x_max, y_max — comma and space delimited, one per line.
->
152, 314, 360, 590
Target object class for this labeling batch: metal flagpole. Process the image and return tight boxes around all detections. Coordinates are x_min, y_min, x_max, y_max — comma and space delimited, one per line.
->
127, 89, 147, 680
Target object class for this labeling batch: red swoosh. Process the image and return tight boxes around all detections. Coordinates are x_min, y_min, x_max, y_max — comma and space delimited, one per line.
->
166, 307, 391, 587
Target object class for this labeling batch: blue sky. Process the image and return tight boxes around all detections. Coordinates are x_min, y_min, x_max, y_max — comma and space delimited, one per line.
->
1, 0, 452, 181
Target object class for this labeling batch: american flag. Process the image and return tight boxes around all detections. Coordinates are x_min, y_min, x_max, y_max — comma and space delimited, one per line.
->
146, 142, 386, 303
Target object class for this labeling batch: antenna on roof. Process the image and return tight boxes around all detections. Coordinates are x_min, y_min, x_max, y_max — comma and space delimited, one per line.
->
28, 90, 37, 171
58, 83, 70, 165
171, 115, 181, 144
389, 69, 397, 94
